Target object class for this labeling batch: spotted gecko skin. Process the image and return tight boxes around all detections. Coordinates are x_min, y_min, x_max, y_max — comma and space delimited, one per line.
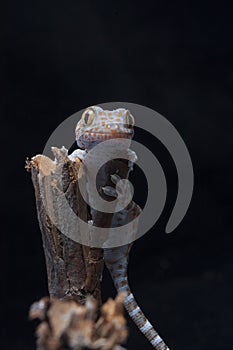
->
72, 106, 170, 350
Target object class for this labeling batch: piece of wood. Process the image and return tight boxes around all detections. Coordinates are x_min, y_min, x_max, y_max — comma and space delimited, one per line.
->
26, 147, 103, 306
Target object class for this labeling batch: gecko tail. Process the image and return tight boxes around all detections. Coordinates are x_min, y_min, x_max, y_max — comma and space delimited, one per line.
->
104, 247, 170, 350
122, 288, 170, 350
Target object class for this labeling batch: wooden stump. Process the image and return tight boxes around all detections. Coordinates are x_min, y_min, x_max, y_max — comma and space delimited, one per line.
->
26, 147, 103, 306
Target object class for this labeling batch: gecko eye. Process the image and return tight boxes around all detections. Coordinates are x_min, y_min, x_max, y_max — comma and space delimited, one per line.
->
125, 111, 135, 129
81, 108, 95, 125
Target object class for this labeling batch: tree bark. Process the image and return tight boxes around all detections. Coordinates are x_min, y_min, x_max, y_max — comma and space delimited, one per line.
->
26, 147, 103, 306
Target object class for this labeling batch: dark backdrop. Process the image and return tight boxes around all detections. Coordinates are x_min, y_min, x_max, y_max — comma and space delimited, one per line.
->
2, 1, 233, 350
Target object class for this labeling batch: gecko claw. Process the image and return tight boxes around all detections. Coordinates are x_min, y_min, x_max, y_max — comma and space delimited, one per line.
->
68, 149, 87, 161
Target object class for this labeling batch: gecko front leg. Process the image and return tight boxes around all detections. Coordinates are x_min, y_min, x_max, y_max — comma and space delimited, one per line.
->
68, 149, 87, 161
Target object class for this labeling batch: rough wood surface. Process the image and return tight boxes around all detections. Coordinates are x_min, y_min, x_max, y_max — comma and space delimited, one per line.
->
26, 148, 103, 306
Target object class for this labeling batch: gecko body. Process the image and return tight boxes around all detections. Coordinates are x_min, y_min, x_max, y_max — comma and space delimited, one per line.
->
71, 106, 170, 350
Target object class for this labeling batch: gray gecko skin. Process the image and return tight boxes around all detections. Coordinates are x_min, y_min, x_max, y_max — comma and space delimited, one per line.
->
70, 106, 170, 350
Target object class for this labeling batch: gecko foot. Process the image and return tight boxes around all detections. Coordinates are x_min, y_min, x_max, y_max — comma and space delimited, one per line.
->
127, 149, 137, 163
68, 149, 87, 161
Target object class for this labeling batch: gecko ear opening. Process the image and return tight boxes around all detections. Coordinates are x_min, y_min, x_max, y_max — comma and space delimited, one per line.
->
81, 108, 95, 125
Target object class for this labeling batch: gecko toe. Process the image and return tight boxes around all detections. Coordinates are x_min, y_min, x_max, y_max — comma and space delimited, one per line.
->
110, 173, 121, 184
102, 186, 118, 198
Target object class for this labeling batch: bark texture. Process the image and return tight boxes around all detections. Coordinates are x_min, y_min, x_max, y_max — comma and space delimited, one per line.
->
26, 147, 103, 306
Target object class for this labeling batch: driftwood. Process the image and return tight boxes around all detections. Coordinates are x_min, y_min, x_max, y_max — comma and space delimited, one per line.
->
26, 146, 131, 350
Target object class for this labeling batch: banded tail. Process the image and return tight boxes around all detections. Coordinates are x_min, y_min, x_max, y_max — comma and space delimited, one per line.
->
104, 246, 170, 350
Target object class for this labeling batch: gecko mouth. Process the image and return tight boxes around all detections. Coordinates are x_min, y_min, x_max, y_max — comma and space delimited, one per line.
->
82, 130, 134, 139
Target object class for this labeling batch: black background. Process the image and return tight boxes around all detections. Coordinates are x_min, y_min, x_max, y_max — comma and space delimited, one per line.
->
2, 1, 233, 349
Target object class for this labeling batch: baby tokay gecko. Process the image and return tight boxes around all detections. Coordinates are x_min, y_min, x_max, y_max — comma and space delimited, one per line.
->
69, 106, 170, 350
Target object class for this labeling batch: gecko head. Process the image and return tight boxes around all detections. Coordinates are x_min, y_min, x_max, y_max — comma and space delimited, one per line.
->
75, 106, 134, 149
